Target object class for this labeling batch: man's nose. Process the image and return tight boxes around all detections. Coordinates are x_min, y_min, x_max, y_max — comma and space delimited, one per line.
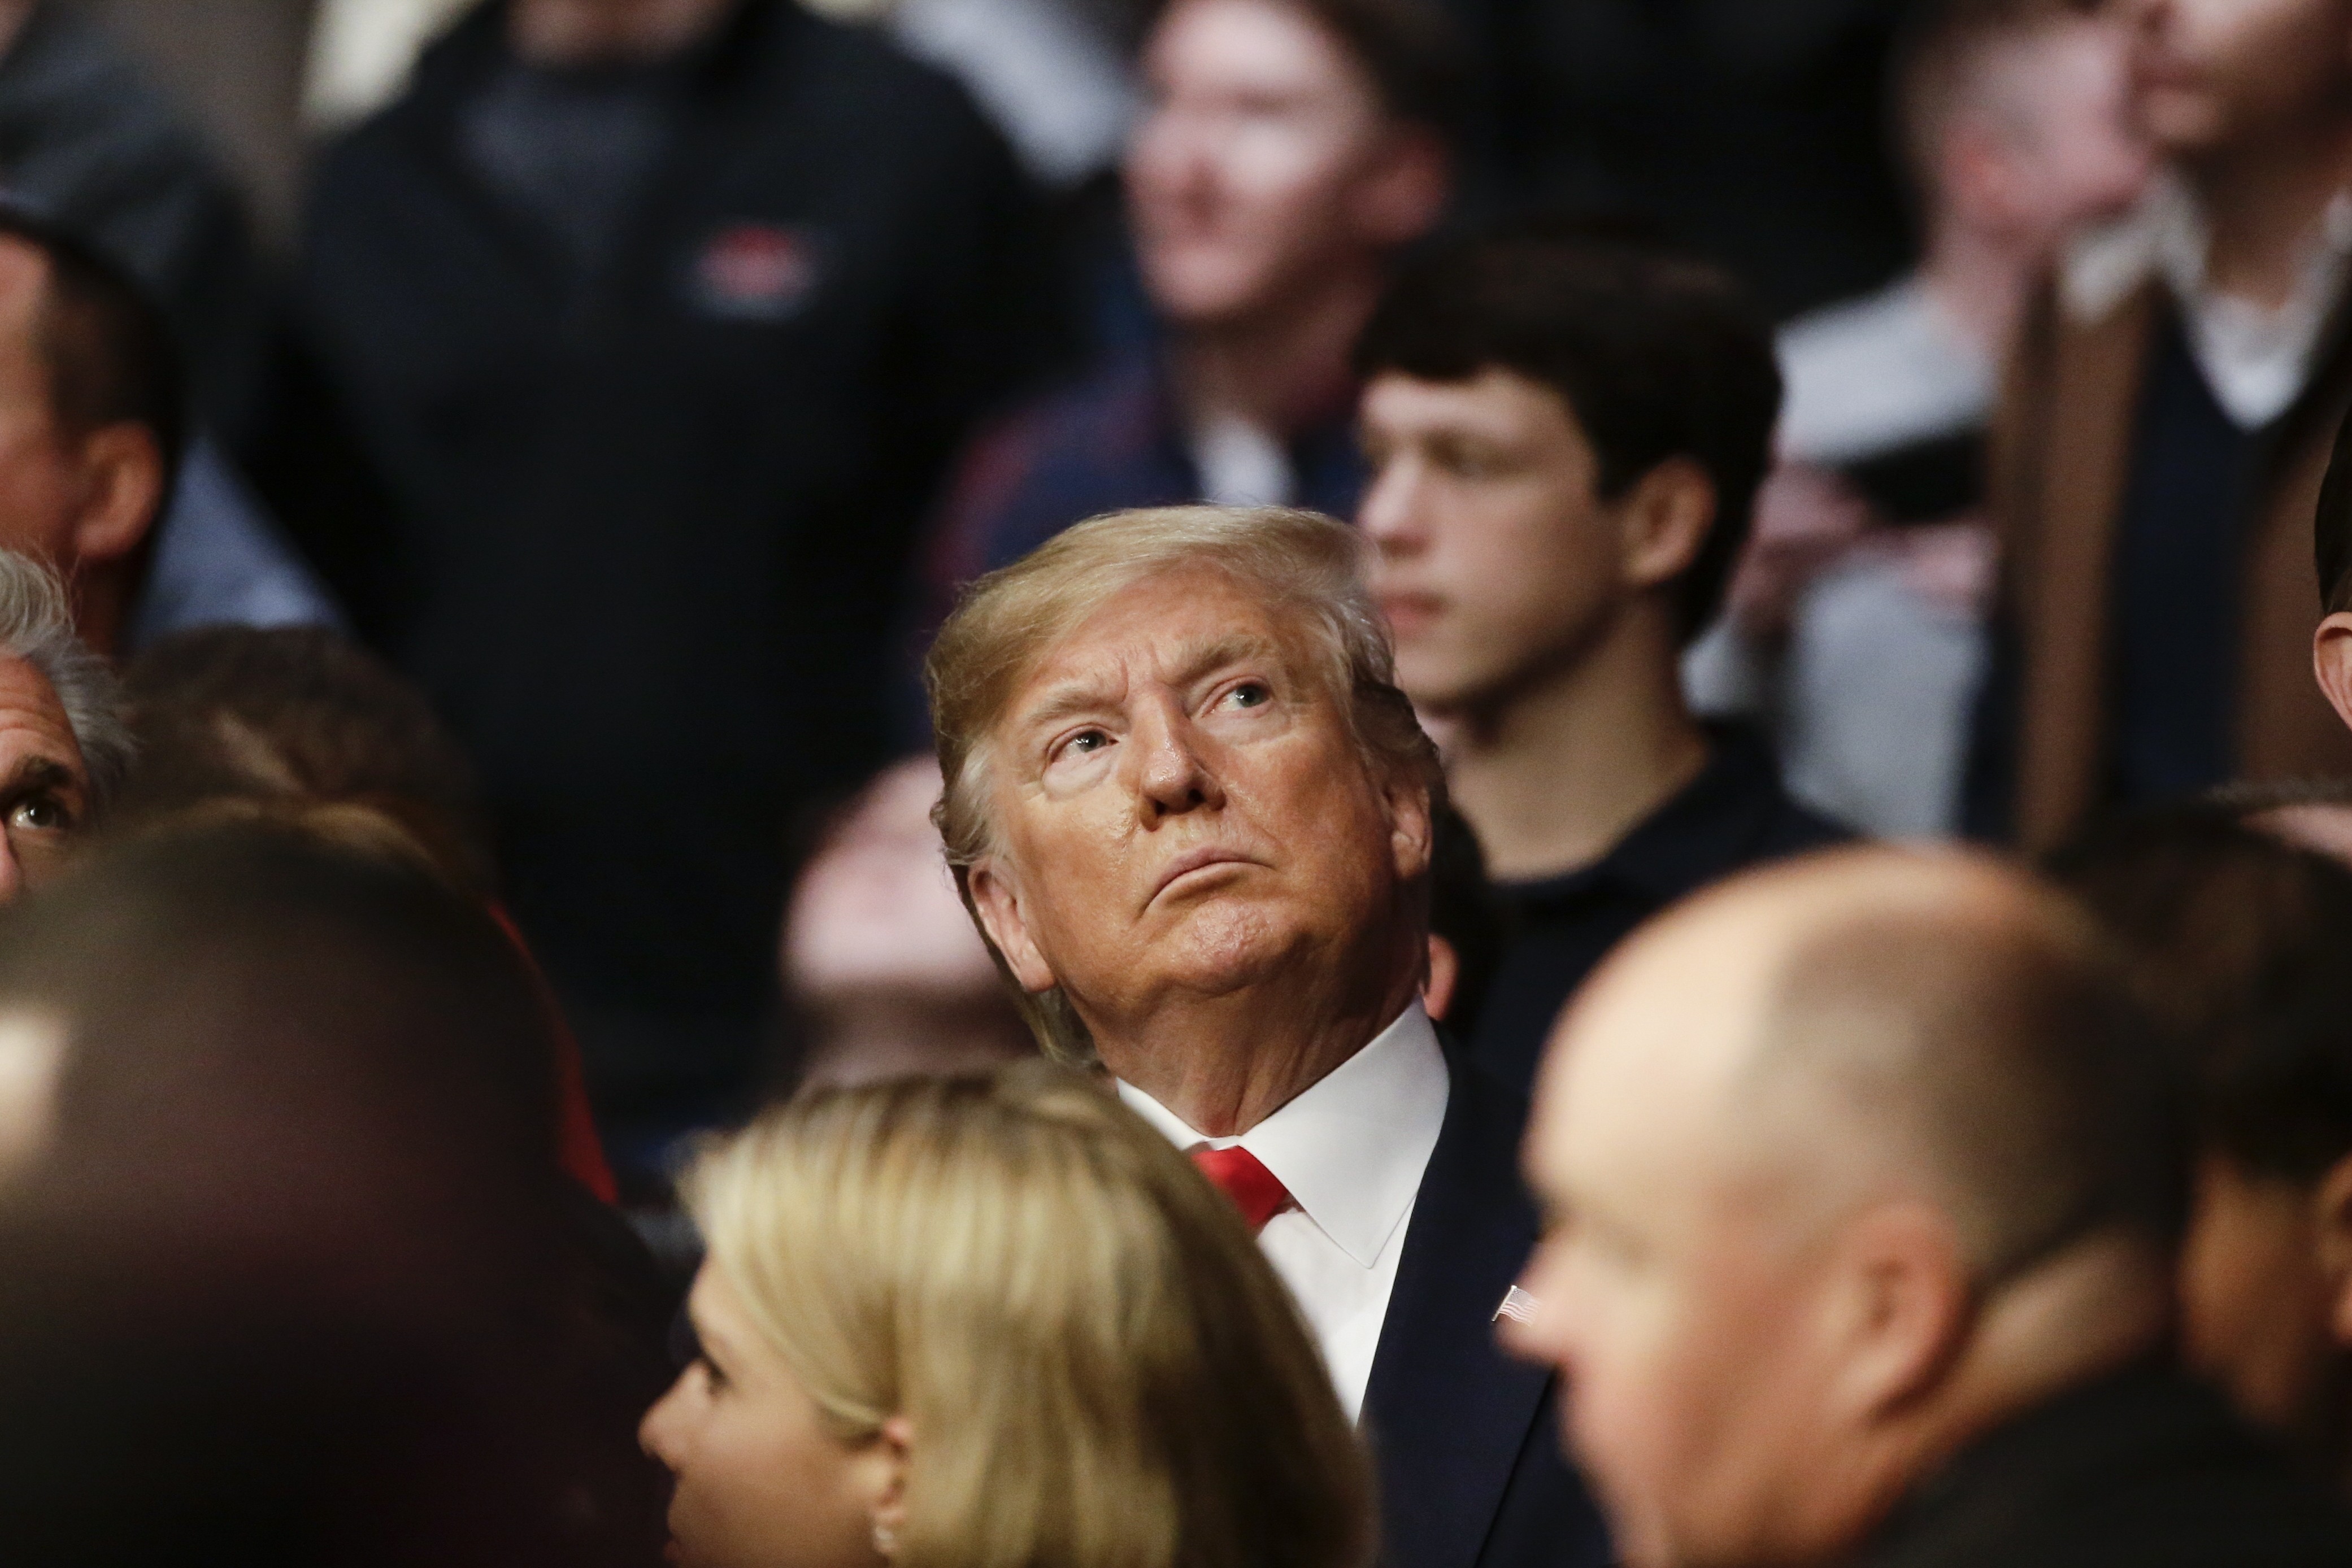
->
1132, 704, 1225, 821
1358, 459, 1427, 554
0, 839, 28, 906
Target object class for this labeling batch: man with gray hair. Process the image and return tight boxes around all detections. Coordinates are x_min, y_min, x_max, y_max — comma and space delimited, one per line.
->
926, 502, 1608, 1568
0, 547, 129, 899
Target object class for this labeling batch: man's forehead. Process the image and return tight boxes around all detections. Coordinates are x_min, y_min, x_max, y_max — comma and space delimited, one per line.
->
0, 656, 82, 777
1006, 570, 1303, 714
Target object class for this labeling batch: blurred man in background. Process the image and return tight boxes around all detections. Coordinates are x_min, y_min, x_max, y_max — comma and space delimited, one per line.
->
0, 209, 334, 656
920, 0, 1455, 616
1981, 0, 2352, 849
1357, 229, 1844, 1095
256, 0, 1060, 1175
2056, 807, 2352, 1493
1449, 0, 1924, 321
1689, 0, 2149, 838
777, 754, 1033, 1092
1510, 848, 2352, 1568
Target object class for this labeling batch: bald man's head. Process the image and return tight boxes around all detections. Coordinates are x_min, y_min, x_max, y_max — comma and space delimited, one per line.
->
1505, 849, 2183, 1568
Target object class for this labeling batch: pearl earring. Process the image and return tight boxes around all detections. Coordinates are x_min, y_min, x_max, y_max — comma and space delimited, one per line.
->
873, 1518, 899, 1559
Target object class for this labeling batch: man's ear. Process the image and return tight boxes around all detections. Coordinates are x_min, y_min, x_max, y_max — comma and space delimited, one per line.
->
1821, 1201, 1973, 1423
66, 423, 164, 568
967, 859, 1058, 994
1350, 126, 1450, 249
1383, 771, 1436, 884
1616, 458, 1718, 594
2310, 1153, 2352, 1347
2314, 612, 2352, 735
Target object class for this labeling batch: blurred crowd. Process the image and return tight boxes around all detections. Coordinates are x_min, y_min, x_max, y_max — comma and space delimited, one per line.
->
10, 0, 2352, 1565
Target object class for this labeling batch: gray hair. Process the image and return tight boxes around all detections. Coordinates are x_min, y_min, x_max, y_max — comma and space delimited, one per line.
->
0, 551, 131, 811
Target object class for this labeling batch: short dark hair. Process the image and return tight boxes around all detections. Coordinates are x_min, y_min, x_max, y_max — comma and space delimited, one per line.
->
1153, 0, 1470, 134
0, 203, 186, 493
2318, 403, 2352, 615
1355, 225, 1783, 642
114, 626, 495, 897
2050, 805, 2352, 1186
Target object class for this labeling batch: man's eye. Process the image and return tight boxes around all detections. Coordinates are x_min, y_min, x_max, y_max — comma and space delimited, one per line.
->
10, 796, 71, 832
1061, 729, 1110, 758
1228, 683, 1271, 708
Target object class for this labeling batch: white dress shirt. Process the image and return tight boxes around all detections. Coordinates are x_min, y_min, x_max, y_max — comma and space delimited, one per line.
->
2065, 171, 2352, 429
1118, 1002, 1451, 1421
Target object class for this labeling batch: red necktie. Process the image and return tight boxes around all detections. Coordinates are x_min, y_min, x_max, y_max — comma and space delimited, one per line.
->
1190, 1144, 1297, 1233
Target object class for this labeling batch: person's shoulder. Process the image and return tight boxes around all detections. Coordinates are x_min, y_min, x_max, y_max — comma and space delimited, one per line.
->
0, 4, 236, 203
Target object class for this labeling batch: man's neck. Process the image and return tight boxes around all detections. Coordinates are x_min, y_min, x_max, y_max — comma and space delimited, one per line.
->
1444, 606, 1709, 883
1095, 927, 1425, 1138
69, 567, 125, 661
508, 0, 736, 66
1171, 263, 1384, 439
2185, 111, 2352, 310
1916, 214, 2040, 367
1823, 1235, 2175, 1555
0, 2, 33, 64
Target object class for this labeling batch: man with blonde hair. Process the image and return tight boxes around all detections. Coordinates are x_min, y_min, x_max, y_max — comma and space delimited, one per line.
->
926, 503, 1608, 1568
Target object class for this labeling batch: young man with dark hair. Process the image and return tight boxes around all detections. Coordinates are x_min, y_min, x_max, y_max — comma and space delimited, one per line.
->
1356, 229, 1847, 1092
1983, 0, 2352, 850
918, 0, 1457, 614
2053, 804, 2352, 1495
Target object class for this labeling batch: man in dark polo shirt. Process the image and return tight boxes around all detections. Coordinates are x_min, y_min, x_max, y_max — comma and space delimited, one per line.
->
253, 0, 1058, 1176
1358, 227, 1845, 1091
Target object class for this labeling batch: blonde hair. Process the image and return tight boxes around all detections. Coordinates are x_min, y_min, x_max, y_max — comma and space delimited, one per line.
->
923, 506, 1441, 1064
684, 1061, 1376, 1568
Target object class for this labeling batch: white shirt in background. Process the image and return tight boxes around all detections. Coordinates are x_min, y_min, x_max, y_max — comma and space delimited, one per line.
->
1119, 1001, 1450, 1422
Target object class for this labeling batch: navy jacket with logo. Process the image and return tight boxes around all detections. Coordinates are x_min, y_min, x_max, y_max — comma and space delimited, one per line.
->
254, 0, 1058, 1136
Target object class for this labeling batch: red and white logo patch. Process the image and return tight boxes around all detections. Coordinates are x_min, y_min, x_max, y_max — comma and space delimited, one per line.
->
690, 223, 823, 320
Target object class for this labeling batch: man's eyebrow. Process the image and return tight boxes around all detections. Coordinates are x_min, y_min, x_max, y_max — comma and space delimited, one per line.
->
1012, 633, 1285, 732
0, 756, 80, 797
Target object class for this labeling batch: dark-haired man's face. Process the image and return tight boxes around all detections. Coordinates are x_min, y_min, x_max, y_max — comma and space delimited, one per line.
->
1126, 0, 1444, 329
1360, 367, 1697, 716
2177, 1151, 2352, 1462
2115, 0, 2352, 156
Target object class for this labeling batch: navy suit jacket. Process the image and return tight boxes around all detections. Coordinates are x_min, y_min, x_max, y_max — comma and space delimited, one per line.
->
1361, 1046, 1612, 1568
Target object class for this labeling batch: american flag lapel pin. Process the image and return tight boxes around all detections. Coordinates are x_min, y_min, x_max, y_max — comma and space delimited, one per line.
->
1493, 1285, 1539, 1325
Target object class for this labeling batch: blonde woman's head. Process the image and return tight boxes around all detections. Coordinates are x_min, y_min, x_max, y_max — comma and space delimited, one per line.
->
640, 1061, 1374, 1568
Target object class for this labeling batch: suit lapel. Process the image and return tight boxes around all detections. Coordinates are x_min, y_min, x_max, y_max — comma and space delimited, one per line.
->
1361, 1051, 1554, 1568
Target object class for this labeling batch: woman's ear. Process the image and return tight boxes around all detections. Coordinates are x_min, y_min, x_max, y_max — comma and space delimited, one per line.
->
867, 1415, 914, 1559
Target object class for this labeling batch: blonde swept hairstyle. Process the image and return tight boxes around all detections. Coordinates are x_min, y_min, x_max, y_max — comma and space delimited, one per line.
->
923, 506, 1442, 1064
684, 1061, 1377, 1568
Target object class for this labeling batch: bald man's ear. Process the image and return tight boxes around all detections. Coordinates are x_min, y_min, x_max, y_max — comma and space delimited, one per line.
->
2315, 612, 2352, 736
66, 423, 165, 569
967, 859, 1058, 995
2311, 1153, 2352, 1348
1822, 1202, 1975, 1423
1616, 458, 1717, 596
